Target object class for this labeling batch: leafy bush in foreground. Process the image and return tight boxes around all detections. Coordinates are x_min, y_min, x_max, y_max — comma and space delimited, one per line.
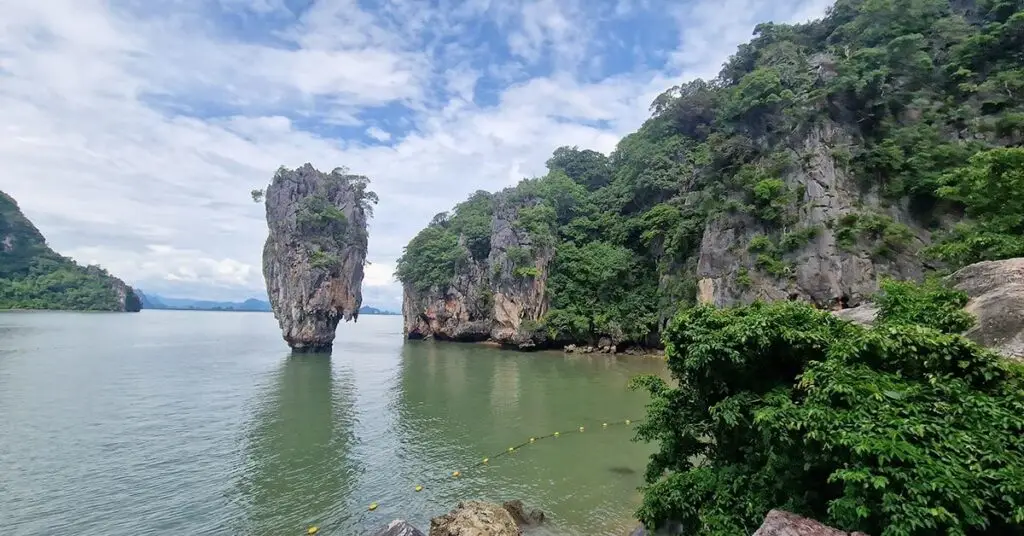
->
631, 286, 1024, 536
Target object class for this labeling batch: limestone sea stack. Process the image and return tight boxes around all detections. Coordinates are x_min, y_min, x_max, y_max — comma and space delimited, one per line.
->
261, 164, 376, 352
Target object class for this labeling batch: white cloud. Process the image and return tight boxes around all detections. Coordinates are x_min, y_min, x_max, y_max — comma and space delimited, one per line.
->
0, 0, 832, 311
366, 127, 392, 142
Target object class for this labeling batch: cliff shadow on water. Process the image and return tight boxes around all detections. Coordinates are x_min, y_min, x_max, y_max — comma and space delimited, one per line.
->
231, 353, 360, 535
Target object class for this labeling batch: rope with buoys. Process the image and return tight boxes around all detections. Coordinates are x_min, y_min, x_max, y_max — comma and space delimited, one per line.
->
302, 417, 640, 535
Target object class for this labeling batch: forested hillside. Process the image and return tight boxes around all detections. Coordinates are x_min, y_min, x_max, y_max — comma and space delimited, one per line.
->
0, 191, 141, 312
397, 0, 1024, 348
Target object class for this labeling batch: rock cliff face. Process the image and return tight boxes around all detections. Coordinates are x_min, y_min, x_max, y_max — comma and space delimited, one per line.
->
402, 193, 552, 348
262, 164, 374, 352
696, 121, 928, 310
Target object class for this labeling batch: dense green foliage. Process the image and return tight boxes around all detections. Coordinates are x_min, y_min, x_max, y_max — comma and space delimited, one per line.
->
874, 277, 974, 333
0, 192, 140, 311
632, 281, 1024, 536
927, 148, 1024, 266
397, 0, 1024, 346
396, 191, 494, 291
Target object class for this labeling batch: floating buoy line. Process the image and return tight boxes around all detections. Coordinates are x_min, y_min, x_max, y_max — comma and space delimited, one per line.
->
304, 417, 640, 535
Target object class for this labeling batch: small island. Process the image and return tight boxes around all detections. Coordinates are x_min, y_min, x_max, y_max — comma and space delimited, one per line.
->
258, 164, 378, 352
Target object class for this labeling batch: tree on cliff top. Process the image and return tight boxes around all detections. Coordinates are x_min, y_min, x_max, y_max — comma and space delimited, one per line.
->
631, 280, 1024, 536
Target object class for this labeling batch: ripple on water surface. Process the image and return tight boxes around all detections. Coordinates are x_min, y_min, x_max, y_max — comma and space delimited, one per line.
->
0, 311, 667, 536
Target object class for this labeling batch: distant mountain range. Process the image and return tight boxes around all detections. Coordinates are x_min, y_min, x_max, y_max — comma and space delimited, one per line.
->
137, 291, 398, 315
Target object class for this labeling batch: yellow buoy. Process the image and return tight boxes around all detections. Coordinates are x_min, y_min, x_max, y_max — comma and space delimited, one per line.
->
368, 502, 378, 511
482, 457, 489, 464
553, 431, 560, 437
508, 447, 515, 452
603, 422, 608, 427
579, 426, 585, 432
415, 485, 423, 492
308, 527, 319, 535
625, 419, 631, 425
452, 471, 461, 478
529, 437, 535, 443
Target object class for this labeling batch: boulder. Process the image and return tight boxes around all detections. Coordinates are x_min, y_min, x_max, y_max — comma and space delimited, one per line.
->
751, 510, 868, 536
832, 303, 878, 327
428, 500, 520, 536
829, 257, 1024, 360
949, 257, 1024, 360
501, 500, 545, 527
372, 520, 427, 536
261, 164, 374, 352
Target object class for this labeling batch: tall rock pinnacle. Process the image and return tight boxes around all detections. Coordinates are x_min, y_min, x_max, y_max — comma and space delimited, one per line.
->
261, 164, 376, 352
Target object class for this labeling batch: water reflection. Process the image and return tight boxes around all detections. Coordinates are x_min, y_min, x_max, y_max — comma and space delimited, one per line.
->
393, 341, 666, 535
233, 353, 359, 535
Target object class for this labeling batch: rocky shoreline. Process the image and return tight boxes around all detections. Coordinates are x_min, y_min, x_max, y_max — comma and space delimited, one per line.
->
369, 500, 865, 536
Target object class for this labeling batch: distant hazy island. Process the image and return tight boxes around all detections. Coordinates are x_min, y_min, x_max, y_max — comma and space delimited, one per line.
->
0, 191, 141, 312
138, 291, 397, 315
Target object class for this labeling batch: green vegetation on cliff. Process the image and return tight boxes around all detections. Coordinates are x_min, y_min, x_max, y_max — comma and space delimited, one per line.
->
398, 0, 1024, 346
0, 191, 140, 312
631, 280, 1024, 536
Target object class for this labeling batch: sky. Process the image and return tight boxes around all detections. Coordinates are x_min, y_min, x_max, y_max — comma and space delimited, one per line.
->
0, 0, 833, 312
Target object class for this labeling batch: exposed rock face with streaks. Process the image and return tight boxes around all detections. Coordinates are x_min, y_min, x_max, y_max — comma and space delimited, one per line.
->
262, 164, 375, 352
696, 121, 928, 310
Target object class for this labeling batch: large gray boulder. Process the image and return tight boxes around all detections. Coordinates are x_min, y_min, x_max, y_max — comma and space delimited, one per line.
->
262, 164, 375, 352
830, 257, 1024, 361
949, 257, 1024, 360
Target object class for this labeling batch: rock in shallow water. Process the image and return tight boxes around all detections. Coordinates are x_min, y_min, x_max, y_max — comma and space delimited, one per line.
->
262, 164, 376, 352
371, 519, 426, 536
501, 500, 545, 527
428, 500, 532, 536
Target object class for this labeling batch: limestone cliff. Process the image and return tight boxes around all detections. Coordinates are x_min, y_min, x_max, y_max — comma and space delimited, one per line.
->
401, 192, 552, 348
261, 164, 375, 352
398, 0, 1024, 350
695, 121, 929, 309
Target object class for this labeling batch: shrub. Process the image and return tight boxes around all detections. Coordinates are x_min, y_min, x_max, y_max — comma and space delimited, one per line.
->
631, 285, 1024, 536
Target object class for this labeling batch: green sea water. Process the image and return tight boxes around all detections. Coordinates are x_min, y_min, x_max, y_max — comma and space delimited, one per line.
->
0, 310, 666, 535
